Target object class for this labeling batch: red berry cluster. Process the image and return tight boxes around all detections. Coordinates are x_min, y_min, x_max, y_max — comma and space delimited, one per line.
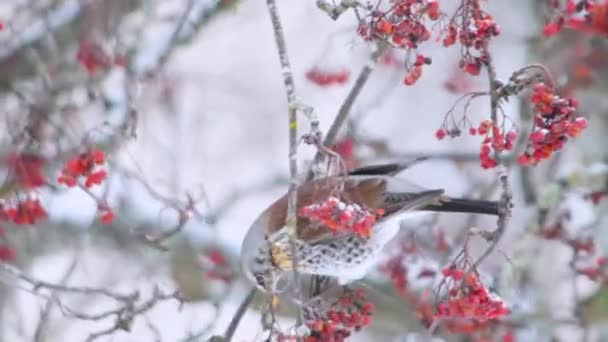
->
444, 67, 475, 94
577, 256, 608, 282
436, 267, 509, 334
305, 68, 349, 87
382, 240, 418, 294
436, 119, 517, 169
199, 249, 233, 283
0, 198, 47, 225
77, 41, 127, 75
443, 0, 500, 76
403, 54, 432, 86
517, 83, 587, 166
97, 203, 114, 225
330, 137, 358, 170
476, 120, 517, 169
57, 149, 107, 188
356, 0, 439, 84
0, 227, 15, 263
298, 196, 384, 239
378, 49, 400, 67
542, 0, 608, 38
357, 0, 439, 48
305, 289, 373, 342
7, 154, 45, 189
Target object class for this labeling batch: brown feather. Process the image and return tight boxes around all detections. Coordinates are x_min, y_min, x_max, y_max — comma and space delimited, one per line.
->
265, 177, 388, 242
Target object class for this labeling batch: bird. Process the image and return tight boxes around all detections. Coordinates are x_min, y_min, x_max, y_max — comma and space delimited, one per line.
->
240, 160, 501, 293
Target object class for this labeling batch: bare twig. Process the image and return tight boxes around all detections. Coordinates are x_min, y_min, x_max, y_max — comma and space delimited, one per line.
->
84, 287, 182, 342
306, 45, 386, 180
0, 261, 182, 341
223, 287, 257, 342
33, 256, 79, 342
265, 0, 305, 330
0, 262, 133, 301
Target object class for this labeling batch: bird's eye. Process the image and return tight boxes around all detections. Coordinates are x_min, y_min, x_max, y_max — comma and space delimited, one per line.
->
255, 273, 265, 286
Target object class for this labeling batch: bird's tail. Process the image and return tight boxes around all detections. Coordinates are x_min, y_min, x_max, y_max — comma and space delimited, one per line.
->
421, 197, 500, 216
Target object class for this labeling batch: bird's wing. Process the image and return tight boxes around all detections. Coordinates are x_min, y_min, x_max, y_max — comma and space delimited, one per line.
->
264, 175, 444, 244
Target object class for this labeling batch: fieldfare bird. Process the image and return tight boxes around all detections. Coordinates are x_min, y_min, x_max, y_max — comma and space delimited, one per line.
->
240, 161, 500, 292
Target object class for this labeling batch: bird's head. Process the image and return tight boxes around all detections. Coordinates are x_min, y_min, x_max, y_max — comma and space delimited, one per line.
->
240, 214, 292, 293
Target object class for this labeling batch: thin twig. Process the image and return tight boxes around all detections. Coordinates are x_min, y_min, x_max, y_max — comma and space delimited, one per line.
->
265, 0, 305, 330
33, 256, 79, 342
306, 45, 386, 180
224, 288, 257, 342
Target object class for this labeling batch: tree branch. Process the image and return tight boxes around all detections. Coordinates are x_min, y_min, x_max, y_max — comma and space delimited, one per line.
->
468, 45, 513, 271
265, 0, 305, 330
223, 287, 256, 342
306, 45, 385, 180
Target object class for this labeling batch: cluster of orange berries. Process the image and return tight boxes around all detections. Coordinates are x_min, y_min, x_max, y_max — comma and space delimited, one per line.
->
436, 267, 509, 334
305, 289, 373, 342
298, 196, 384, 239
403, 54, 432, 86
357, 0, 439, 48
356, 0, 439, 85
518, 83, 587, 165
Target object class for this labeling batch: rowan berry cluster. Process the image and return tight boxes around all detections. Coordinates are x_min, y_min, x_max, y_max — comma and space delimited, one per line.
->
517, 82, 587, 165
330, 137, 357, 170
97, 203, 114, 225
0, 220, 14, 263
543, 216, 608, 287
200, 249, 233, 283
542, 0, 608, 38
436, 267, 509, 334
577, 256, 608, 282
57, 149, 107, 188
298, 196, 384, 239
356, 0, 439, 85
305, 68, 349, 87
357, 0, 439, 48
436, 119, 517, 169
0, 198, 47, 225
0, 244, 15, 262
305, 289, 373, 342
77, 41, 126, 75
403, 54, 432, 86
442, 0, 500, 76
476, 120, 517, 169
7, 154, 45, 189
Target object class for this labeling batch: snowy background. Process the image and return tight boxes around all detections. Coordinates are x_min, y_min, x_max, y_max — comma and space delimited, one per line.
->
1, 0, 605, 341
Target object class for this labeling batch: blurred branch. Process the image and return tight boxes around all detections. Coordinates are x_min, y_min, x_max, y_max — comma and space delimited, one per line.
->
0, 260, 183, 341
223, 287, 257, 342
33, 256, 79, 342
84, 287, 181, 342
306, 45, 385, 180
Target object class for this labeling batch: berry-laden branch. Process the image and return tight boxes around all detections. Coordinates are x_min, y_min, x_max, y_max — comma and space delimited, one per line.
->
467, 44, 513, 271
265, 0, 306, 332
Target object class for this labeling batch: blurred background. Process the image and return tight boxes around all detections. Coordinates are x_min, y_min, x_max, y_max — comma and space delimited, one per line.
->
1, 0, 608, 341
